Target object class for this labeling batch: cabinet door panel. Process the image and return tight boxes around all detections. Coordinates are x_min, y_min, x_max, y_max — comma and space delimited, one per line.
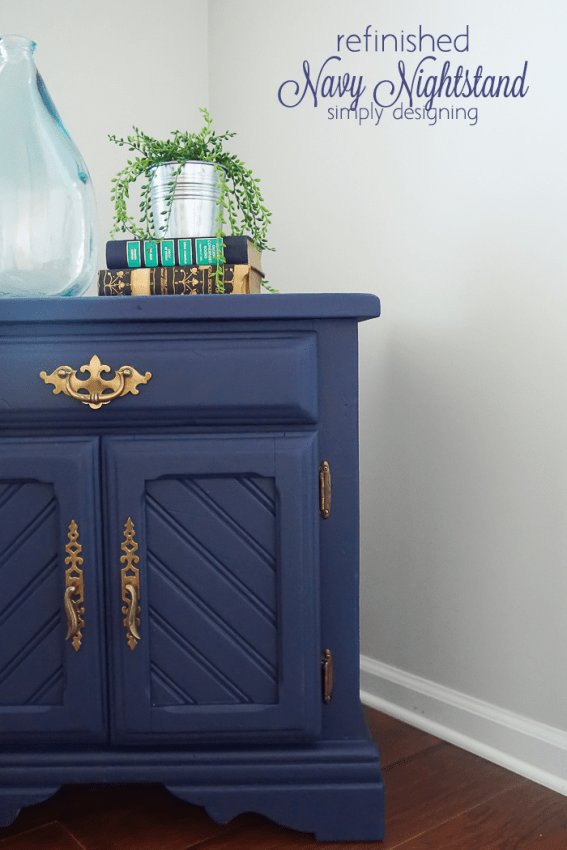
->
146, 484, 278, 705
104, 433, 320, 743
148, 557, 277, 706
147, 476, 277, 609
0, 439, 107, 742
0, 481, 63, 706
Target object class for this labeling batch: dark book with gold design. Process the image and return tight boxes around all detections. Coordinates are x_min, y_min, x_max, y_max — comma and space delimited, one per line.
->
98, 264, 262, 296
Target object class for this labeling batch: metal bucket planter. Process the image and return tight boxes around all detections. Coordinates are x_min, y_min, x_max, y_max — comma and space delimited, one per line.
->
149, 160, 223, 238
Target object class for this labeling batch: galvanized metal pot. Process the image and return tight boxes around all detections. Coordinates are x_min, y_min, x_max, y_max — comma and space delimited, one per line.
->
149, 160, 223, 238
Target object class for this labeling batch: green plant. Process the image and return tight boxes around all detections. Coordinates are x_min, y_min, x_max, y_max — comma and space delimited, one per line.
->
109, 108, 276, 292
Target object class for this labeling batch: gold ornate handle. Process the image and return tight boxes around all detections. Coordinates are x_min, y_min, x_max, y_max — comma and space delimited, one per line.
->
124, 583, 141, 642
40, 355, 151, 409
64, 521, 84, 651
58, 365, 126, 406
121, 518, 141, 650
64, 586, 80, 639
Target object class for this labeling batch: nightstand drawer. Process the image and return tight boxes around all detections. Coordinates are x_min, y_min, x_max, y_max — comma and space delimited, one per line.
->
0, 331, 318, 427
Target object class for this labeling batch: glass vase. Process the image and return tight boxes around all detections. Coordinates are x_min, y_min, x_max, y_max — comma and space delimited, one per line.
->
0, 35, 97, 297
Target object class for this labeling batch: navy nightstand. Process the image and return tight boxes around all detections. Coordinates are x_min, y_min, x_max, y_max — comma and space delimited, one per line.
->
0, 294, 384, 841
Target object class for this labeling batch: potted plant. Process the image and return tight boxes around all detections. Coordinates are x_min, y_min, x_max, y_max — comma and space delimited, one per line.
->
108, 108, 274, 291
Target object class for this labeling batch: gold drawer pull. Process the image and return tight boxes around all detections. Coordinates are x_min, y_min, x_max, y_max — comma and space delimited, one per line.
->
64, 520, 84, 651
121, 518, 140, 650
40, 355, 151, 409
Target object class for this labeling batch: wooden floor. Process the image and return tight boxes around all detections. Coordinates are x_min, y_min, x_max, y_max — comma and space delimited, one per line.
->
1, 706, 566, 848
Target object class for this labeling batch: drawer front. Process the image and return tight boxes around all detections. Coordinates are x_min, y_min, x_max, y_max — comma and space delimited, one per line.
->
0, 331, 318, 427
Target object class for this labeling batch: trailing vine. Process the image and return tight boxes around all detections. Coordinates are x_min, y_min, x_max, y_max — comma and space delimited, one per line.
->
109, 108, 276, 292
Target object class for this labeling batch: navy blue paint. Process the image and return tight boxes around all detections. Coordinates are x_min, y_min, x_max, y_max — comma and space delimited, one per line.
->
0, 292, 380, 323
103, 433, 320, 742
0, 295, 384, 841
0, 332, 319, 425
0, 438, 106, 741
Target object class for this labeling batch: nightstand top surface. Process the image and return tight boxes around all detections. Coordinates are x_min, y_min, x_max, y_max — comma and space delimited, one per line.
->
0, 293, 380, 324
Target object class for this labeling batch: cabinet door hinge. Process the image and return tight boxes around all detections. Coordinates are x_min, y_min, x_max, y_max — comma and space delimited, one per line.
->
319, 461, 331, 519
321, 648, 334, 703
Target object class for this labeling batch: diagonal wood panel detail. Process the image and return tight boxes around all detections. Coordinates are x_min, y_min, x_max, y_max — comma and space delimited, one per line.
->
146, 475, 279, 707
0, 480, 64, 706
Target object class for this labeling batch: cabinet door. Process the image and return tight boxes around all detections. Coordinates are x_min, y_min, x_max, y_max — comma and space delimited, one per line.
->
0, 438, 107, 742
103, 433, 320, 744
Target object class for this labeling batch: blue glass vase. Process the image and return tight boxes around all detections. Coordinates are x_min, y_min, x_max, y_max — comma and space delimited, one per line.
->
0, 35, 97, 297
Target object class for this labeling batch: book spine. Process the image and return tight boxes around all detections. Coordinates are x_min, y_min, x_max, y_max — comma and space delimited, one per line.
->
98, 265, 262, 296
106, 236, 261, 271
105, 239, 197, 269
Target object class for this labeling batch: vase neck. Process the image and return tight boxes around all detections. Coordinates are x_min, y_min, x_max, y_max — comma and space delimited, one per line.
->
0, 35, 37, 64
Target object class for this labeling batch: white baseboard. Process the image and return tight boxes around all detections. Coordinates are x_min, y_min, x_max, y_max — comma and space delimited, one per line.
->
360, 655, 567, 796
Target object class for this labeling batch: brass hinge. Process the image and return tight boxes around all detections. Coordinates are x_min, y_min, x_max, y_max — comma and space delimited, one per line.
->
321, 648, 334, 703
319, 461, 331, 519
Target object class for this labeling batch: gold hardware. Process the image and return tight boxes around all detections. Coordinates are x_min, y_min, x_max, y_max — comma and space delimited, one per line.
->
124, 583, 140, 649
64, 520, 84, 651
40, 355, 151, 410
321, 648, 334, 703
120, 518, 140, 650
319, 461, 331, 519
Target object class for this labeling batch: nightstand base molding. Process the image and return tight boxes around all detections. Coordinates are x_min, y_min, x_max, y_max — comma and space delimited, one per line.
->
0, 739, 384, 840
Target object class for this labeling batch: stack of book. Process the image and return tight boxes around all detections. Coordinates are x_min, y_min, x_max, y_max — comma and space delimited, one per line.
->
97, 235, 263, 296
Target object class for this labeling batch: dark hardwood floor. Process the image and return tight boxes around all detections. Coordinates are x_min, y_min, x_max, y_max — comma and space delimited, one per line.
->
1, 706, 566, 848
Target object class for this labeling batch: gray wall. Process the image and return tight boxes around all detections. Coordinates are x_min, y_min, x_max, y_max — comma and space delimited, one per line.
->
206, 0, 567, 740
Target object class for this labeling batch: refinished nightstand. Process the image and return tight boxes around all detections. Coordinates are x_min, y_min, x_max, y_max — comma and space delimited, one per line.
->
0, 293, 384, 842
